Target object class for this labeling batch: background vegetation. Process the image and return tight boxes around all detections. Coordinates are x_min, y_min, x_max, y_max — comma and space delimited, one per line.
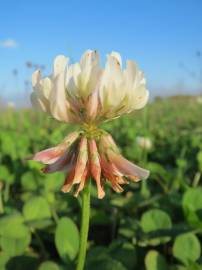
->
0, 96, 202, 270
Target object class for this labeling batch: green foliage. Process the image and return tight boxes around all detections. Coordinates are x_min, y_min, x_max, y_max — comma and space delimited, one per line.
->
21, 172, 39, 191
38, 261, 61, 270
140, 209, 172, 245
5, 256, 39, 270
0, 251, 10, 270
55, 217, 79, 261
0, 214, 31, 256
44, 173, 65, 192
183, 187, 202, 228
86, 249, 127, 270
0, 97, 202, 268
145, 250, 168, 270
23, 196, 51, 221
89, 258, 127, 270
0, 166, 14, 184
173, 233, 201, 266
109, 242, 137, 269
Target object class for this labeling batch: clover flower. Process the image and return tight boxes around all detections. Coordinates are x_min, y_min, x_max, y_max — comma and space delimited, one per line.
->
7, 101, 16, 109
136, 136, 152, 151
30, 50, 149, 199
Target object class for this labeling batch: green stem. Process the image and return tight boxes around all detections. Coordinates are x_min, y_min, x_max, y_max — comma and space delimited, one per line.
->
51, 206, 59, 224
76, 180, 91, 270
0, 191, 4, 214
3, 183, 10, 203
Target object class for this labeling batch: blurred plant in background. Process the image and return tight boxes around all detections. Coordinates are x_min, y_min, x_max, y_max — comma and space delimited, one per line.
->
136, 136, 153, 151
0, 96, 202, 269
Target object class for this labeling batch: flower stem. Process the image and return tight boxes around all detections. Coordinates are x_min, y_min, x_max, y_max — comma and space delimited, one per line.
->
0, 190, 4, 214
76, 180, 91, 270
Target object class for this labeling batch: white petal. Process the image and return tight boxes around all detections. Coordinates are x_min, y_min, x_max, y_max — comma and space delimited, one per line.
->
76, 50, 101, 98
40, 77, 52, 100
80, 50, 99, 69
130, 87, 149, 110
99, 54, 124, 112
49, 55, 71, 122
110, 51, 122, 67
32, 70, 41, 88
66, 63, 81, 88
53, 55, 68, 77
125, 60, 138, 84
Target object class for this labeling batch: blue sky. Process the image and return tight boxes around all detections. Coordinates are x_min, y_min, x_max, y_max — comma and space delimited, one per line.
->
0, 0, 202, 103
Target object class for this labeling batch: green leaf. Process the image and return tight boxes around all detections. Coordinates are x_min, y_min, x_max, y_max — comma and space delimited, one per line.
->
185, 263, 202, 270
140, 209, 172, 245
0, 165, 14, 184
43, 173, 64, 192
55, 217, 79, 261
91, 209, 110, 225
0, 251, 10, 270
0, 215, 31, 256
0, 213, 24, 231
38, 261, 60, 270
183, 187, 202, 228
110, 197, 130, 208
21, 172, 39, 191
86, 257, 127, 270
27, 160, 44, 171
86, 246, 109, 263
0, 134, 17, 159
0, 213, 31, 256
167, 265, 187, 270
109, 242, 137, 269
145, 250, 168, 270
147, 162, 169, 179
23, 196, 51, 221
173, 233, 201, 265
25, 218, 53, 229
5, 255, 39, 270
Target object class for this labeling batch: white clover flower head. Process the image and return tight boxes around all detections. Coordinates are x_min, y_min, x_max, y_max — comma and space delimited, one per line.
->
31, 50, 149, 124
30, 50, 150, 198
196, 96, 202, 104
7, 101, 15, 109
136, 136, 152, 150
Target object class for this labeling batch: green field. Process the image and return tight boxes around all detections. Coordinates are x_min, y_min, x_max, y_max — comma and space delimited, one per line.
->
0, 96, 202, 270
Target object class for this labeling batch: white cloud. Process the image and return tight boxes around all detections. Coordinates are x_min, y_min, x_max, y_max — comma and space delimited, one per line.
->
0, 39, 18, 48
